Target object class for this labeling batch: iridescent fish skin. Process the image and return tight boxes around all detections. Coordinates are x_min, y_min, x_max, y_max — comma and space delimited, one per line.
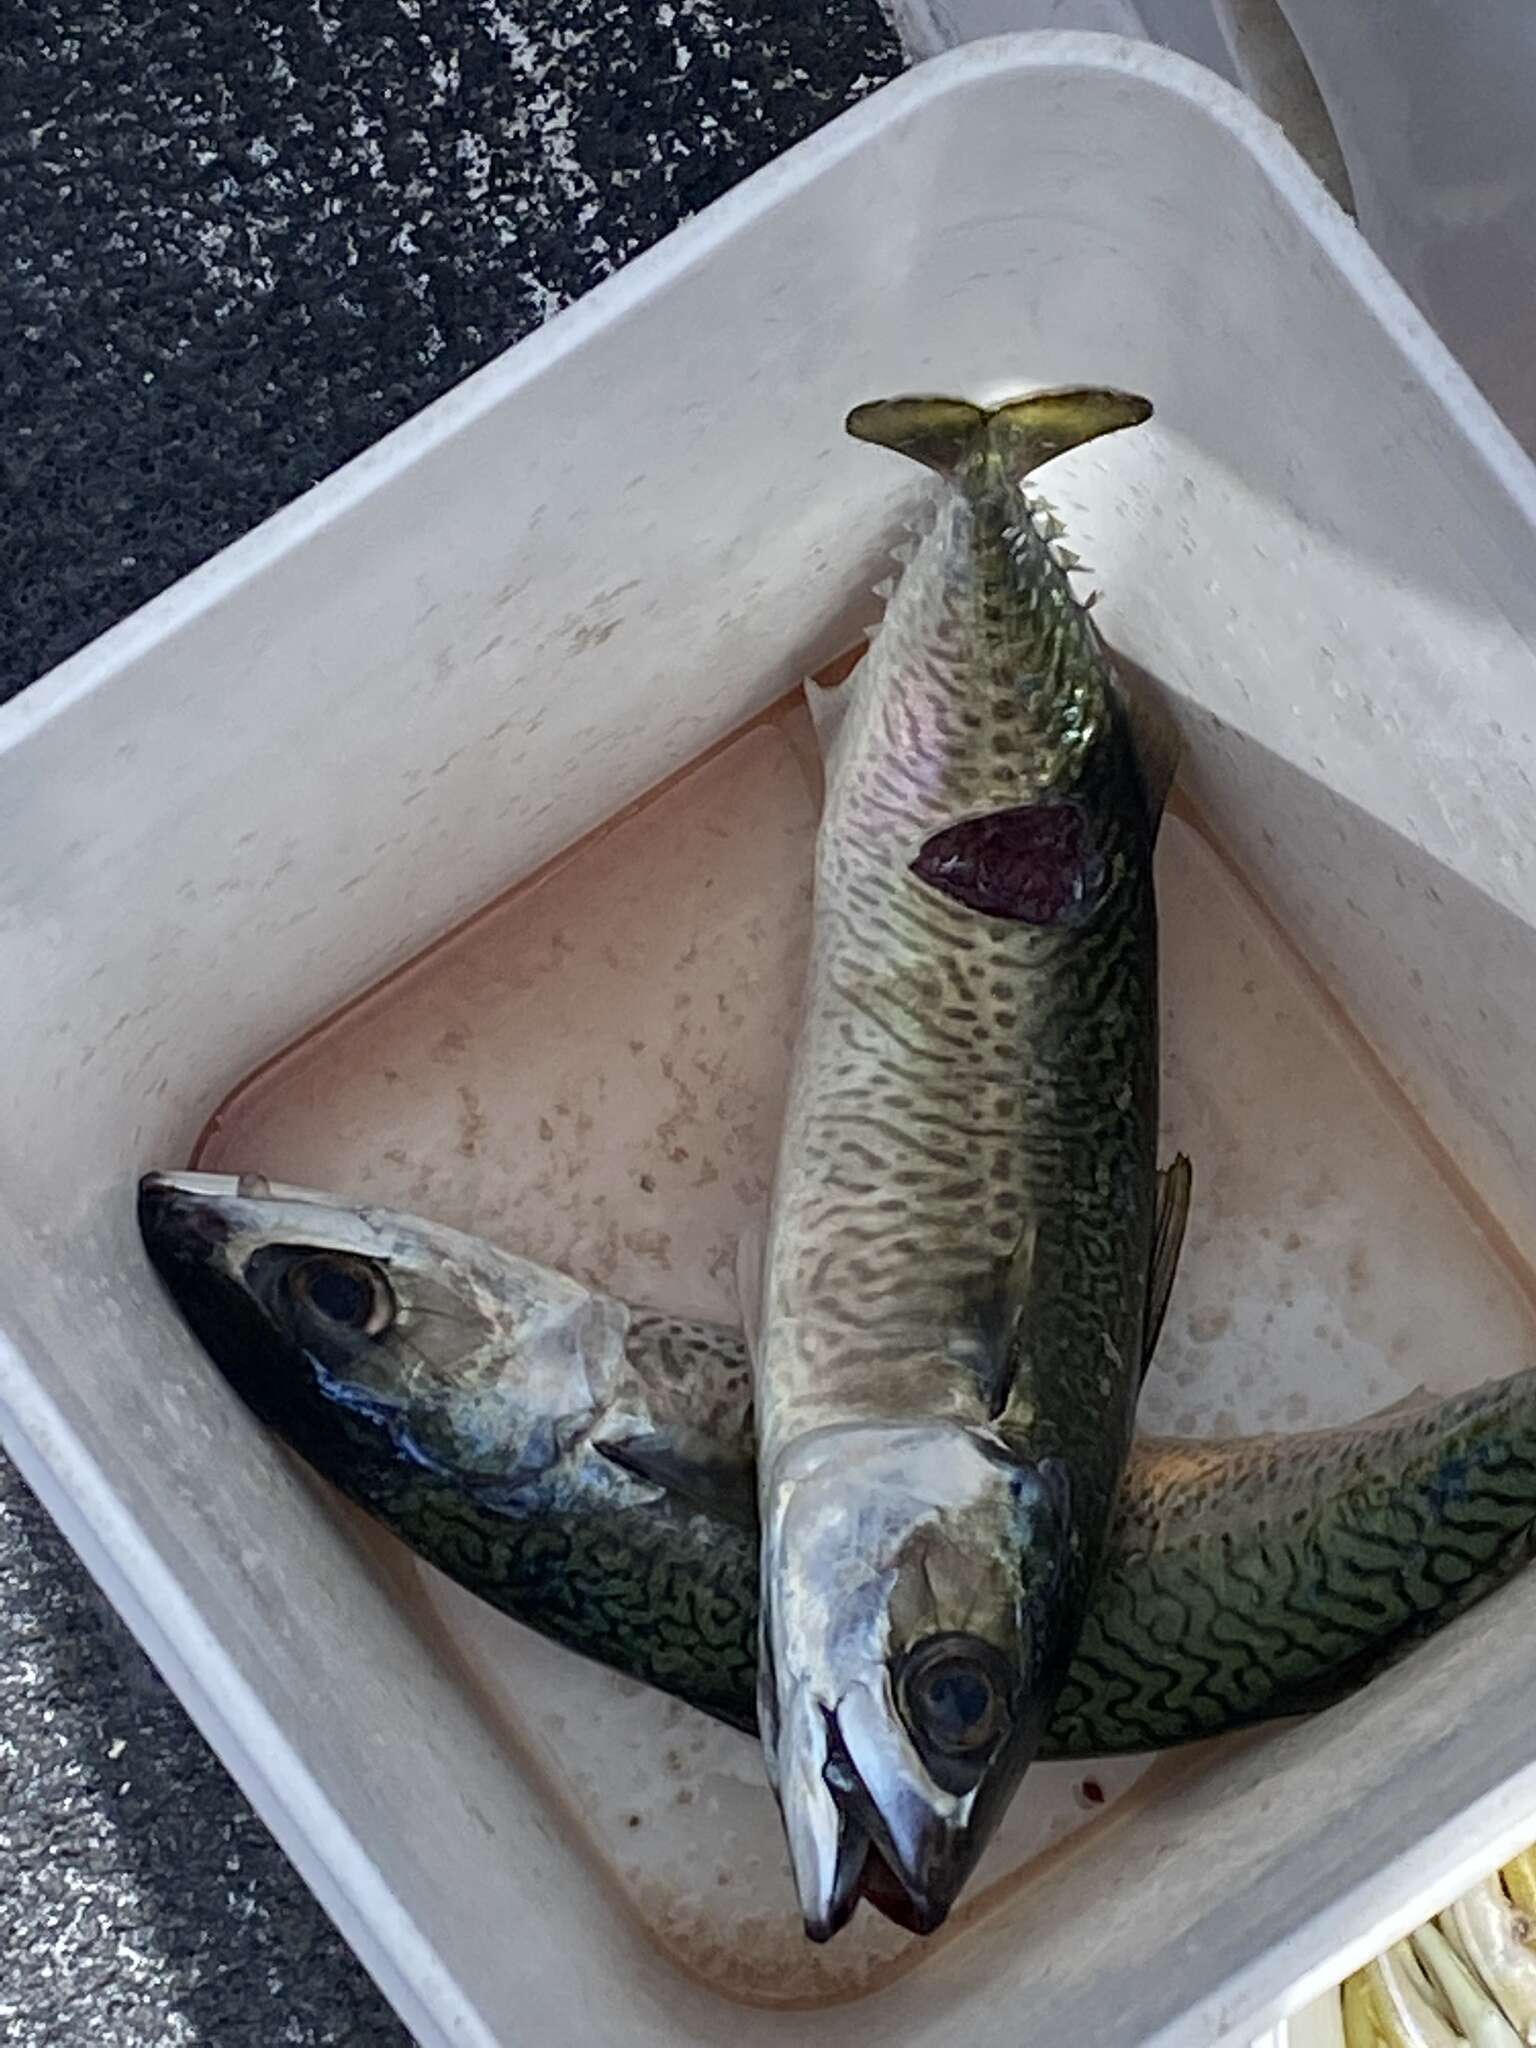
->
142, 1177, 1536, 1807
751, 390, 1179, 1937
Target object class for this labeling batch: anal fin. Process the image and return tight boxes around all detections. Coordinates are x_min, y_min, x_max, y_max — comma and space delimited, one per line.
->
801, 645, 867, 788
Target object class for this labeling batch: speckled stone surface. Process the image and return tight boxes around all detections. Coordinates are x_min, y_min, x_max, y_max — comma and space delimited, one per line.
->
2, 0, 899, 701
0, 1478, 410, 2045
0, 2, 900, 2039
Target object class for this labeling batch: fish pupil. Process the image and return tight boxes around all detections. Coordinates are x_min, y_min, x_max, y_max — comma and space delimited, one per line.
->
302, 1260, 373, 1327
899, 1634, 1011, 1761
922, 1667, 993, 1744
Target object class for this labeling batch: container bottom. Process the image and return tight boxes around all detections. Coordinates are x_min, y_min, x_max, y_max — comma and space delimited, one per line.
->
193, 690, 1536, 2004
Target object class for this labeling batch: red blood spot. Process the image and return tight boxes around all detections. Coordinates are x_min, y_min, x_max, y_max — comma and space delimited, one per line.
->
1080, 1778, 1106, 1805
911, 800, 1104, 925
855, 1843, 930, 1932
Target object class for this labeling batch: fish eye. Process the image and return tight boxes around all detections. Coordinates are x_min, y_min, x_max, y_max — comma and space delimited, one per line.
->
898, 1634, 1012, 1759
286, 1253, 394, 1336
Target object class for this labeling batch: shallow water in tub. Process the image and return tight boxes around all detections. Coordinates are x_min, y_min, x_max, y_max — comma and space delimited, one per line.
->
193, 690, 1536, 2004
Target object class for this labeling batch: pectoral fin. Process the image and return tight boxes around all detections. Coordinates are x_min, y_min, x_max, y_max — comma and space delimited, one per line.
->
596, 1431, 760, 1531
981, 1167, 1188, 1415
963, 1218, 1038, 1421
1143, 1155, 1193, 1378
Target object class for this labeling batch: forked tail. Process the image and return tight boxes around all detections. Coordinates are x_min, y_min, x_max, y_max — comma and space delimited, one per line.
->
845, 386, 1151, 480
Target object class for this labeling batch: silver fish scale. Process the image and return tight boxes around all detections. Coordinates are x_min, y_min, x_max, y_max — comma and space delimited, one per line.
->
759, 474, 1160, 1502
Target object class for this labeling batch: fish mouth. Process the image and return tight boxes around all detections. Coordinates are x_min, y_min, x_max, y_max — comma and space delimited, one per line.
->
137, 1169, 390, 1273
776, 1662, 1057, 1940
778, 1680, 983, 1942
138, 1171, 240, 1268
137, 1171, 318, 1434
853, 1841, 955, 1936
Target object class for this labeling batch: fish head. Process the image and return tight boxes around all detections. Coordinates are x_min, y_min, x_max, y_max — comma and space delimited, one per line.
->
760, 1422, 1071, 1940
137, 1171, 629, 1492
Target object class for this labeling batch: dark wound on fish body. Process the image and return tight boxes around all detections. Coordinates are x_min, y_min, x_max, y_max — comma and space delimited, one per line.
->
912, 800, 1107, 925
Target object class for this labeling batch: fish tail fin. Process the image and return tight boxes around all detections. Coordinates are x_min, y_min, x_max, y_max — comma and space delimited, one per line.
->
845, 387, 1152, 480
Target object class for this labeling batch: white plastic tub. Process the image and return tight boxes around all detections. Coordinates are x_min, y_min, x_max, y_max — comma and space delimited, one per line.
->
6, 31, 1536, 2048
912, 0, 1536, 455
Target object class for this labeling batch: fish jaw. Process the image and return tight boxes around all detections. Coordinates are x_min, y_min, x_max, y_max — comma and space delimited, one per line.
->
138, 1171, 343, 1443
760, 1422, 1063, 1939
777, 1668, 970, 1940
776, 1681, 874, 1942
139, 1170, 398, 1283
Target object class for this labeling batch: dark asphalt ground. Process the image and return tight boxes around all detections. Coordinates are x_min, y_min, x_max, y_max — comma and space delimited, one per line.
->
0, 5, 901, 2039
